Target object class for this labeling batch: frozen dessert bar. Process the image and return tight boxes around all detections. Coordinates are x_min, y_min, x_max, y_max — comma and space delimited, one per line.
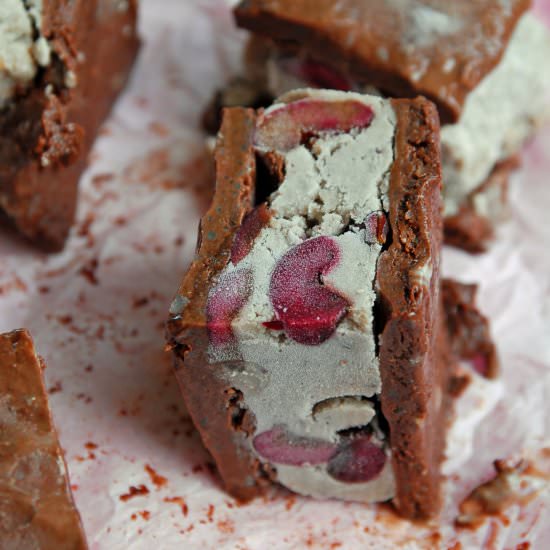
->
167, 89, 456, 518
0, 0, 139, 250
0, 329, 87, 549
231, 0, 550, 252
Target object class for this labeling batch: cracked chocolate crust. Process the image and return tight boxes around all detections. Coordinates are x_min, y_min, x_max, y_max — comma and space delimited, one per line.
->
0, 329, 87, 549
377, 97, 453, 519
234, 0, 530, 124
0, 0, 139, 251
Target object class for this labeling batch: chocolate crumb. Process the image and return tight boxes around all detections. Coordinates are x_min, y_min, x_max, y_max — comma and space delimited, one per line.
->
79, 258, 100, 285
456, 458, 547, 528
92, 173, 115, 188
206, 504, 215, 522
48, 381, 63, 394
164, 496, 189, 517
145, 464, 168, 489
120, 485, 150, 502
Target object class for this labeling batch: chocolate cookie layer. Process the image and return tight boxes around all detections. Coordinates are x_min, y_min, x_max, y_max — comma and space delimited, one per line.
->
167, 108, 264, 500
377, 97, 452, 518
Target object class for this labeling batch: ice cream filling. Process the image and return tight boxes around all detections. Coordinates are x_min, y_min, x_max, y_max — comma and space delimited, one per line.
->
0, 0, 51, 107
263, 14, 550, 218
207, 89, 397, 502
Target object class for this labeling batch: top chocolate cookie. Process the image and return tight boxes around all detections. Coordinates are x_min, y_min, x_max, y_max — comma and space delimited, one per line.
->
235, 0, 531, 123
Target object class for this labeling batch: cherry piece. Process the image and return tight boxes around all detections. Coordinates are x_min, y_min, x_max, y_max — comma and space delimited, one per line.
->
231, 204, 271, 265
253, 426, 337, 466
255, 98, 375, 152
363, 211, 389, 245
206, 269, 252, 347
300, 59, 351, 91
262, 319, 284, 331
327, 436, 387, 483
269, 236, 350, 345
470, 353, 490, 377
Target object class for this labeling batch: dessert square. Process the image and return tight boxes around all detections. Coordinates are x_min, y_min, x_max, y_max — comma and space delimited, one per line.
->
0, 329, 87, 549
232, 1, 550, 252
0, 0, 139, 250
167, 89, 455, 518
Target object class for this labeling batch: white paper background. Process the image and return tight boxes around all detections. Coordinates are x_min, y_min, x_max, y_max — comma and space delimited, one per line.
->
1, 1, 549, 548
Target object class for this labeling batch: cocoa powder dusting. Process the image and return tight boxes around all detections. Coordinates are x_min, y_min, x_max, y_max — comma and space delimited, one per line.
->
206, 504, 215, 522
217, 519, 235, 534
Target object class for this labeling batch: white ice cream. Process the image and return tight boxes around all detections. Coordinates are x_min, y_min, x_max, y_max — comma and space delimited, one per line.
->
0, 0, 51, 107
210, 90, 398, 502
265, 14, 550, 218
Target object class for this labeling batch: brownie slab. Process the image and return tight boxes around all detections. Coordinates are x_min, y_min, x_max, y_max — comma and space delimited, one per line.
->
0, 329, 87, 549
0, 0, 139, 250
376, 97, 452, 517
167, 90, 454, 518
234, 0, 530, 124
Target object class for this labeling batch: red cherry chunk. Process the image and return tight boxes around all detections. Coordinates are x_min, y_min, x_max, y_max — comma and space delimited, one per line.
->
231, 204, 271, 265
262, 319, 284, 331
255, 98, 375, 152
269, 237, 350, 345
253, 426, 337, 466
300, 60, 351, 91
206, 269, 252, 347
327, 436, 387, 483
470, 353, 490, 377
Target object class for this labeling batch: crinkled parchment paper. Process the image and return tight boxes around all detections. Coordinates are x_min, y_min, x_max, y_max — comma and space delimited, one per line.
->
1, 1, 549, 548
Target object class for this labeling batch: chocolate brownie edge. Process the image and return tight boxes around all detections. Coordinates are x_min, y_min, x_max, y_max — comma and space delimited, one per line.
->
378, 97, 453, 519
166, 108, 271, 500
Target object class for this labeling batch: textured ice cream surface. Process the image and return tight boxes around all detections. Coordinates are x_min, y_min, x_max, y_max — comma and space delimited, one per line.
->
262, 13, 550, 219
207, 89, 397, 502
0, 0, 51, 107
